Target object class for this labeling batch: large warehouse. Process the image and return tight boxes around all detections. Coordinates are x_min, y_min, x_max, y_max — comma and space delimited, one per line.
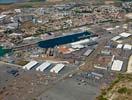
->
23, 60, 38, 70
36, 62, 51, 71
50, 64, 65, 74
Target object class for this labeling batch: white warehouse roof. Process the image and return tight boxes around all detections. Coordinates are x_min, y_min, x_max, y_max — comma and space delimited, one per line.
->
0, 15, 6, 19
83, 49, 93, 56
72, 44, 84, 49
50, 64, 65, 74
36, 62, 51, 71
123, 44, 132, 50
23, 36, 36, 40
14, 9, 21, 13
106, 28, 114, 31
111, 60, 123, 71
116, 44, 123, 49
111, 36, 121, 41
119, 32, 131, 37
125, 13, 132, 19
23, 60, 38, 70
71, 39, 90, 45
127, 55, 132, 73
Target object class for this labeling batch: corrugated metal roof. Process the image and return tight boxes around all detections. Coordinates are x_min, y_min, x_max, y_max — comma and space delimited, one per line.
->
123, 44, 132, 50
23, 60, 38, 70
0, 15, 6, 19
91, 72, 103, 77
70, 39, 90, 45
50, 64, 64, 73
36, 62, 51, 71
127, 55, 132, 73
119, 32, 131, 37
111, 60, 123, 71
116, 44, 123, 49
106, 28, 114, 31
111, 36, 121, 41
72, 44, 84, 49
83, 49, 93, 56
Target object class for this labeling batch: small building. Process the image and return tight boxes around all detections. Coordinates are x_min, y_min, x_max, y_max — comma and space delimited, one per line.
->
111, 60, 123, 71
23, 60, 38, 70
123, 44, 132, 50
116, 44, 123, 49
91, 72, 103, 78
71, 44, 84, 49
9, 33, 22, 37
111, 36, 121, 41
119, 32, 131, 38
7, 23, 18, 29
127, 55, 132, 73
101, 50, 111, 56
0, 15, 6, 20
125, 13, 132, 19
83, 49, 94, 56
14, 9, 21, 13
50, 64, 65, 74
23, 36, 37, 41
106, 27, 114, 31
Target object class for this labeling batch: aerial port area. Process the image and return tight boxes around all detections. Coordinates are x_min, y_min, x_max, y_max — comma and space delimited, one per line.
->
0, 0, 132, 100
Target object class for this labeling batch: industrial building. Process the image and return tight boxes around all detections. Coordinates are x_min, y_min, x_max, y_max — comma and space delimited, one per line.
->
116, 44, 123, 49
119, 32, 131, 38
50, 64, 65, 74
111, 36, 121, 41
0, 15, 6, 20
123, 44, 132, 50
70, 39, 90, 46
111, 60, 123, 71
83, 49, 94, 56
127, 55, 132, 73
36, 62, 51, 71
23, 60, 38, 70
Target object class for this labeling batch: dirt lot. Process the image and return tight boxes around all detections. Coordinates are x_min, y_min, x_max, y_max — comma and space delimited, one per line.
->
0, 62, 101, 100
37, 78, 100, 100
0, 62, 56, 100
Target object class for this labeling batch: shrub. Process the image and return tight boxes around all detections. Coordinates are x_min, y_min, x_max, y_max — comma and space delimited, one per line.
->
97, 95, 108, 100
118, 87, 128, 94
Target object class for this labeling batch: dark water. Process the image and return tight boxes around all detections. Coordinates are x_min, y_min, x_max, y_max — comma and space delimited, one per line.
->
38, 31, 93, 48
0, 46, 11, 57
0, 0, 17, 3
0, 0, 46, 3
